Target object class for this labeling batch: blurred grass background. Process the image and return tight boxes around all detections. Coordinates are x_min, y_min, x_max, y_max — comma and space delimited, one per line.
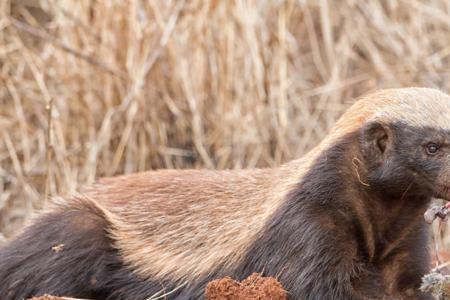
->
2, 0, 450, 250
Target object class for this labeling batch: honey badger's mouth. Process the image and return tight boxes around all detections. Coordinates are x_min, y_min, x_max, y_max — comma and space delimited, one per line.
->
433, 184, 450, 201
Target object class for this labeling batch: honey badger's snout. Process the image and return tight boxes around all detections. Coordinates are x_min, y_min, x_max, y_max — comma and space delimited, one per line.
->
423, 150, 450, 201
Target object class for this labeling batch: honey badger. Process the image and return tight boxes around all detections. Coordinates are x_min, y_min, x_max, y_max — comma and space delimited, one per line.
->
1, 88, 450, 300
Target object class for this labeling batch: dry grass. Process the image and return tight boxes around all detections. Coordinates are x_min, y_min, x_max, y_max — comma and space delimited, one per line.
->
1, 0, 450, 248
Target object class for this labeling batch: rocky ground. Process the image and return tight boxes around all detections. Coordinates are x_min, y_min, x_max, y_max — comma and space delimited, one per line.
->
28, 273, 287, 300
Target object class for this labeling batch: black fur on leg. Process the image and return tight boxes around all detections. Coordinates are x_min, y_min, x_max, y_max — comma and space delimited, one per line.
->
0, 198, 165, 300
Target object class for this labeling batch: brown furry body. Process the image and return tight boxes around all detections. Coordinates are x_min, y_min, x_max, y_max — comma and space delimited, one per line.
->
2, 87, 450, 299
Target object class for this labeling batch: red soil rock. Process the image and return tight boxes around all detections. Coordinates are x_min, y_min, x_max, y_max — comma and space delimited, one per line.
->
205, 273, 287, 300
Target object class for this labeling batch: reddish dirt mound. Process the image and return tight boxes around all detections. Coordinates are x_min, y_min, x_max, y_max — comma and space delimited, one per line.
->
205, 273, 287, 300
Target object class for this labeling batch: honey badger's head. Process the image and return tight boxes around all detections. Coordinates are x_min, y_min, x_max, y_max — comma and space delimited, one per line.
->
338, 88, 450, 202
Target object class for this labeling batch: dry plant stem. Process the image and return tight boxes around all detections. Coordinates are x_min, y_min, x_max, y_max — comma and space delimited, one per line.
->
433, 261, 450, 273
145, 281, 187, 300
424, 202, 450, 224
44, 81, 53, 206
8, 17, 126, 79
424, 202, 450, 270
4, 0, 450, 241
422, 203, 450, 299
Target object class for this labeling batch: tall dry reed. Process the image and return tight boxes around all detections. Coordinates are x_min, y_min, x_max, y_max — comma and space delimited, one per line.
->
2, 0, 450, 243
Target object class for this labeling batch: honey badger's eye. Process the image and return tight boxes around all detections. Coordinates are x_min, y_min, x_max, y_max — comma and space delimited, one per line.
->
426, 143, 440, 155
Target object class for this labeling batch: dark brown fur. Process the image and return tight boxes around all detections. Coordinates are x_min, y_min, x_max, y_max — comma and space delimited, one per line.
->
232, 127, 434, 300
1, 88, 449, 300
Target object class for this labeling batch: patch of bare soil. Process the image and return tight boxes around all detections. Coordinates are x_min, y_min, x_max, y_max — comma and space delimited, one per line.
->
205, 273, 287, 300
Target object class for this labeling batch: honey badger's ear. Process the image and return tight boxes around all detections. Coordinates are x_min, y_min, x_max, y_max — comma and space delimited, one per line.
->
361, 121, 391, 160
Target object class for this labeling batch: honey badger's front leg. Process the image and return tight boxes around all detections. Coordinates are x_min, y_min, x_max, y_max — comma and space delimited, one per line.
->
378, 224, 434, 300
234, 210, 368, 300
